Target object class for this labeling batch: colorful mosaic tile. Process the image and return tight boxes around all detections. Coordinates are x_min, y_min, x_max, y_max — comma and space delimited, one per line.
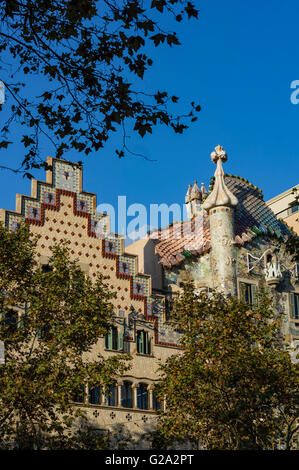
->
43, 191, 56, 205
119, 255, 135, 276
119, 261, 130, 275
27, 206, 41, 220
104, 240, 116, 254
52, 161, 81, 193
133, 281, 144, 296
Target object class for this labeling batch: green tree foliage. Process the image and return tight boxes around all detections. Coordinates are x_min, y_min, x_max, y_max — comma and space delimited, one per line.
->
155, 283, 299, 450
0, 0, 200, 175
285, 234, 299, 263
0, 222, 130, 449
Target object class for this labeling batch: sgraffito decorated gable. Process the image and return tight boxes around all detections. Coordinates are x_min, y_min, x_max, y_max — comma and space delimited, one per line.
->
0, 157, 181, 349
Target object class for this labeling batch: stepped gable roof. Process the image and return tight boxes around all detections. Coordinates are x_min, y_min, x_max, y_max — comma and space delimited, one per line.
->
153, 175, 291, 268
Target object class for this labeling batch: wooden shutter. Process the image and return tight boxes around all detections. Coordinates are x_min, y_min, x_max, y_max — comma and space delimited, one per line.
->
145, 333, 150, 355
17, 314, 24, 329
289, 293, 295, 319
117, 328, 123, 351
137, 331, 144, 354
239, 282, 246, 301
105, 329, 113, 349
251, 284, 257, 306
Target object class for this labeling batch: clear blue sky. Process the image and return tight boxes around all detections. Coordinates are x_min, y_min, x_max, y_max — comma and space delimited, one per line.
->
0, 0, 298, 227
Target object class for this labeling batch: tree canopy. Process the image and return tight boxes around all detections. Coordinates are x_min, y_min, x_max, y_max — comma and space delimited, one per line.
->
0, 0, 200, 176
0, 222, 130, 449
154, 283, 299, 450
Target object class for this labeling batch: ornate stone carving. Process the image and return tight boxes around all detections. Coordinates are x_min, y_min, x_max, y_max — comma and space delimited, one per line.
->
210, 144, 227, 163
203, 146, 238, 211
264, 261, 282, 287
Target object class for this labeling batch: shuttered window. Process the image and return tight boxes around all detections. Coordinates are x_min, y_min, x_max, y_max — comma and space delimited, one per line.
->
105, 327, 123, 351
289, 293, 299, 320
137, 330, 151, 355
239, 282, 258, 305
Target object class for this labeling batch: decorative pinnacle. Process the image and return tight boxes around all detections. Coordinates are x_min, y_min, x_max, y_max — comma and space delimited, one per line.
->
185, 183, 192, 204
210, 144, 227, 164
202, 145, 238, 211
191, 180, 201, 201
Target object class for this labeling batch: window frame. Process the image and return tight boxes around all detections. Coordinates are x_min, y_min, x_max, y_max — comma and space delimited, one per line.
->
136, 330, 151, 355
105, 384, 117, 407
105, 326, 124, 351
238, 279, 258, 306
89, 385, 101, 405
121, 381, 133, 408
137, 383, 148, 410
289, 292, 299, 321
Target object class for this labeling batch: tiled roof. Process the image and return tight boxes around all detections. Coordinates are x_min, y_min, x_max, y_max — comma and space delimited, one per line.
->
153, 176, 291, 268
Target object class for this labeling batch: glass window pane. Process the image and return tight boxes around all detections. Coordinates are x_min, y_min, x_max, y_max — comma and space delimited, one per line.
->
105, 385, 116, 406
89, 386, 100, 405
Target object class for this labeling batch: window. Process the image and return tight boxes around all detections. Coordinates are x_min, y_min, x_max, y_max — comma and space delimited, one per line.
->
105, 385, 116, 406
137, 330, 151, 355
105, 327, 123, 351
287, 204, 299, 216
290, 293, 299, 320
38, 322, 51, 340
239, 282, 257, 305
137, 383, 148, 410
121, 381, 133, 408
89, 386, 101, 405
41, 264, 52, 273
3, 309, 18, 330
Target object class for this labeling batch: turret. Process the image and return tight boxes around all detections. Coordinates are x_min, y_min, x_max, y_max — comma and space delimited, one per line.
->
202, 145, 238, 295
185, 181, 202, 219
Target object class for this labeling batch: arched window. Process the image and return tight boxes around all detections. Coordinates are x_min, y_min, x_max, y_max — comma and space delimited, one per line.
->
89, 385, 101, 405
137, 383, 148, 410
105, 385, 117, 406
105, 326, 123, 351
121, 381, 133, 408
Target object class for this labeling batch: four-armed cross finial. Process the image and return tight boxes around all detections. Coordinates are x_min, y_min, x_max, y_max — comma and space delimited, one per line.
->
210, 145, 227, 164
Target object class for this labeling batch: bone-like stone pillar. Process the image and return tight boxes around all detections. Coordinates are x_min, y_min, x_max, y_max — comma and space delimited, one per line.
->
203, 146, 238, 296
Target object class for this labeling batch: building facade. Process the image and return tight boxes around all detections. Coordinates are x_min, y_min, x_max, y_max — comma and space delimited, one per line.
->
266, 184, 299, 235
0, 147, 298, 446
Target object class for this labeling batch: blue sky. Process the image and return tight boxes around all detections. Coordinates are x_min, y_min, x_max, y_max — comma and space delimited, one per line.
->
0, 0, 298, 232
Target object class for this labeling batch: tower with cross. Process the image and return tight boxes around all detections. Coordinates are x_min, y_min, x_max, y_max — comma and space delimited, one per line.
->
202, 145, 239, 295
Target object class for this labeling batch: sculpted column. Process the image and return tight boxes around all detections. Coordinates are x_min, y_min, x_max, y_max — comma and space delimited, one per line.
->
202, 145, 238, 296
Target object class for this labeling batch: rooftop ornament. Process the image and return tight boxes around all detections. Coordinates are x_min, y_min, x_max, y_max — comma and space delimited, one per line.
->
202, 145, 239, 211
